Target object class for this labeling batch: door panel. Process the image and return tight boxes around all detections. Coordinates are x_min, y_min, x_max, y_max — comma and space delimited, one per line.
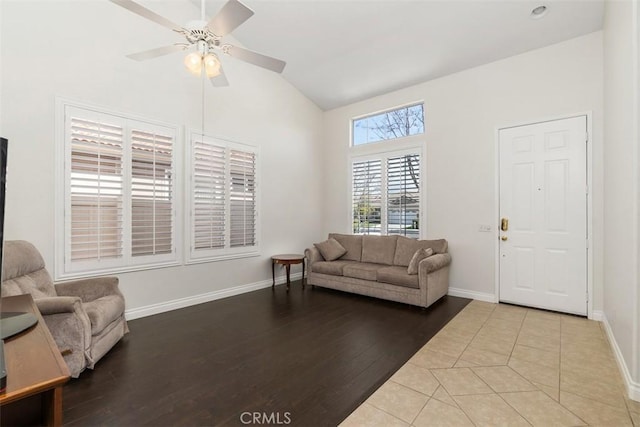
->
499, 116, 587, 315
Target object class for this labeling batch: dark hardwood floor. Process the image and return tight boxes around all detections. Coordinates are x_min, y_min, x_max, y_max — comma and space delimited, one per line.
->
63, 283, 470, 427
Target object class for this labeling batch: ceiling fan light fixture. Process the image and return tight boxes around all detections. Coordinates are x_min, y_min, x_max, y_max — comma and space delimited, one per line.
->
184, 52, 203, 76
204, 53, 221, 78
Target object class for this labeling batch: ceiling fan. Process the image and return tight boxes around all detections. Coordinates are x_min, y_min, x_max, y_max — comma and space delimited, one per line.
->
110, 0, 286, 87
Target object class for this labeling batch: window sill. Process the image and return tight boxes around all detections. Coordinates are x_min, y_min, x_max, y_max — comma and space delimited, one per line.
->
185, 251, 261, 265
55, 260, 182, 282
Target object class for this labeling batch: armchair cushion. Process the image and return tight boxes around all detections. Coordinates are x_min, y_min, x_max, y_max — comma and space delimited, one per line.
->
83, 295, 126, 335
55, 276, 121, 302
35, 296, 83, 315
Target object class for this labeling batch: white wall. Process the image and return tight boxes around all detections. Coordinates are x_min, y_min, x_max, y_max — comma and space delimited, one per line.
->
602, 0, 640, 396
0, 1, 325, 313
323, 32, 604, 309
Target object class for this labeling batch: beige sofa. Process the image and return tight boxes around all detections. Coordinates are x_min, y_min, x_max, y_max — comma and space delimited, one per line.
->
305, 233, 451, 308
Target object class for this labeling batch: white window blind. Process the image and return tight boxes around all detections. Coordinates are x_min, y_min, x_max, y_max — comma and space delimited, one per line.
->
131, 129, 174, 256
193, 140, 226, 250
352, 159, 382, 235
351, 150, 421, 238
59, 102, 178, 278
70, 117, 124, 261
386, 154, 420, 238
229, 149, 257, 248
188, 134, 259, 262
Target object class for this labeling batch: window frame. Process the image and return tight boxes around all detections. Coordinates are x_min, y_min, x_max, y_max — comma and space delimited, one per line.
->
55, 98, 182, 280
350, 101, 425, 147
185, 131, 261, 264
349, 145, 425, 239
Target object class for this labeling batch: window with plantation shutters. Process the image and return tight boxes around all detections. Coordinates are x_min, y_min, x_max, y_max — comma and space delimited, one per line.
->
193, 140, 226, 251
352, 159, 382, 235
58, 102, 179, 279
131, 129, 174, 257
351, 150, 421, 238
69, 117, 124, 262
187, 133, 259, 262
386, 154, 420, 238
229, 149, 256, 248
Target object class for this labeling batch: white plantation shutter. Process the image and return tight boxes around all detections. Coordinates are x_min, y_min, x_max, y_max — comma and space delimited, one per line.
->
60, 103, 178, 278
229, 149, 257, 248
188, 134, 259, 262
131, 129, 174, 256
351, 150, 421, 239
193, 139, 226, 250
69, 116, 124, 262
352, 159, 382, 235
386, 154, 420, 237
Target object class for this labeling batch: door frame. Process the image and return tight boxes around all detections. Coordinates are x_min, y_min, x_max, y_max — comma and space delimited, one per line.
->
493, 112, 594, 318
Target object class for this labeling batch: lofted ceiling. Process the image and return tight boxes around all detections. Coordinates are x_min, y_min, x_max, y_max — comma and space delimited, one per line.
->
190, 0, 604, 110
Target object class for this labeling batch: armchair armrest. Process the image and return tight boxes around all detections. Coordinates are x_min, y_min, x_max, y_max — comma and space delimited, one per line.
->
304, 247, 324, 271
418, 253, 452, 276
35, 296, 83, 315
55, 276, 122, 303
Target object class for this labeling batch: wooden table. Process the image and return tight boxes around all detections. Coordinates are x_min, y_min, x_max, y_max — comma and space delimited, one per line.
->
0, 294, 70, 427
272, 254, 305, 290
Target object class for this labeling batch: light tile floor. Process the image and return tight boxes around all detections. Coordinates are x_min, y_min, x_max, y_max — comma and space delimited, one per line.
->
340, 300, 640, 427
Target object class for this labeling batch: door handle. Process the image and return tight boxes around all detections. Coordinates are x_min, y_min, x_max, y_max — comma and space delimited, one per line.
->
501, 218, 509, 231
501, 236, 508, 241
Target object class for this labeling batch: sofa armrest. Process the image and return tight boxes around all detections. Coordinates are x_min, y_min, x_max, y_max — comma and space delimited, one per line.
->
304, 247, 324, 272
418, 253, 452, 276
36, 296, 83, 315
55, 276, 122, 303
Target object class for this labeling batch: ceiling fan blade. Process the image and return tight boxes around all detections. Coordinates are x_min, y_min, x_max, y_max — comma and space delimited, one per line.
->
210, 67, 229, 87
126, 45, 186, 61
109, 0, 183, 31
207, 0, 254, 37
225, 45, 286, 73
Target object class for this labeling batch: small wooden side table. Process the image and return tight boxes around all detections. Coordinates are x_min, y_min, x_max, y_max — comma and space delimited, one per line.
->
1, 294, 70, 427
272, 254, 305, 290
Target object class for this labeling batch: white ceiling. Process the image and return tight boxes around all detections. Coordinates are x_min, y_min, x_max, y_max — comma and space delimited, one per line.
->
194, 0, 603, 110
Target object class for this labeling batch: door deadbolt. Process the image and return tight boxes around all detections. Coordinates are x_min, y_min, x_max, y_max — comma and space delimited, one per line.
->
501, 218, 509, 231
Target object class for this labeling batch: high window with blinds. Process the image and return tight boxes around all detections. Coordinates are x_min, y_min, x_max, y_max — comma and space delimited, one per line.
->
188, 133, 259, 262
58, 103, 179, 278
351, 151, 421, 238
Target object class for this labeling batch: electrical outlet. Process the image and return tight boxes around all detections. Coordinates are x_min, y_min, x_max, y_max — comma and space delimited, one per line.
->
478, 224, 492, 232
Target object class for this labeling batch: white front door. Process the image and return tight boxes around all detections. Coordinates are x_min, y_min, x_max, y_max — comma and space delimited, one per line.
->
499, 116, 587, 315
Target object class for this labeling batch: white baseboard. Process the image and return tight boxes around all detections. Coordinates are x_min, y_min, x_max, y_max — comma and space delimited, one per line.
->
590, 309, 603, 321
448, 287, 497, 303
125, 272, 303, 320
601, 313, 640, 402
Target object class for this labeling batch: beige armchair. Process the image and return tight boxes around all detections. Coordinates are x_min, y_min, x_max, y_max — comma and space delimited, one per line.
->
1, 240, 129, 377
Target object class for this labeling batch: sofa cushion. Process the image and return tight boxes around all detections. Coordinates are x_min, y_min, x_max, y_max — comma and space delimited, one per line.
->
312, 260, 354, 276
343, 263, 382, 281
314, 238, 347, 261
362, 235, 398, 265
393, 236, 449, 266
408, 248, 433, 275
83, 295, 125, 335
377, 266, 420, 289
329, 233, 363, 261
